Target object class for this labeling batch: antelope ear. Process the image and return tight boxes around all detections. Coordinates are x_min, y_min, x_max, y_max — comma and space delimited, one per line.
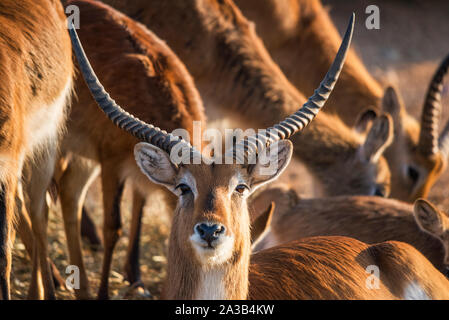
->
134, 143, 178, 190
382, 86, 404, 129
413, 199, 448, 237
251, 202, 275, 250
248, 140, 293, 191
360, 114, 393, 162
355, 108, 378, 134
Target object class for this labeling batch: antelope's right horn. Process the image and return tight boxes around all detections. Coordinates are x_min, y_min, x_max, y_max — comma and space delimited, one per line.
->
68, 24, 198, 159
229, 13, 355, 163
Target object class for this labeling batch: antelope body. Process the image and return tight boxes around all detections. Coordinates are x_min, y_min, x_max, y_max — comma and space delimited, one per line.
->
70, 16, 449, 300
249, 236, 449, 300
252, 189, 449, 275
0, 0, 73, 299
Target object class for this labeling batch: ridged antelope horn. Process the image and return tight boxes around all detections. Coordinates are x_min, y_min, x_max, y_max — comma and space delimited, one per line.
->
68, 25, 199, 160
418, 53, 449, 157
229, 14, 355, 163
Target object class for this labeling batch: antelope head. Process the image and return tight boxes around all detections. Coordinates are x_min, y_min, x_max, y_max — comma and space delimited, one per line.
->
414, 199, 449, 277
379, 55, 449, 201
69, 14, 354, 299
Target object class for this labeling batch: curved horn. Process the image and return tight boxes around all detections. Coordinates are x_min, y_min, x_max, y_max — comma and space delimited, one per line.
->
229, 13, 355, 163
68, 25, 197, 159
418, 53, 449, 156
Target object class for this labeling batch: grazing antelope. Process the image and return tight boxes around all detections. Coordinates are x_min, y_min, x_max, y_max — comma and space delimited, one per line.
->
0, 0, 73, 299
235, 0, 449, 202
101, 0, 393, 198
71, 16, 449, 300
58, 0, 205, 299
251, 187, 449, 276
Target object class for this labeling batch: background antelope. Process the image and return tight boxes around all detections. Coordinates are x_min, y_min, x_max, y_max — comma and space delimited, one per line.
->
70, 18, 449, 300
53, 0, 206, 299
0, 0, 73, 300
251, 186, 449, 276
234, 0, 449, 202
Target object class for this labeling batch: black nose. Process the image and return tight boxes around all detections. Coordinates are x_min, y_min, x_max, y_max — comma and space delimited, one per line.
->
195, 223, 226, 245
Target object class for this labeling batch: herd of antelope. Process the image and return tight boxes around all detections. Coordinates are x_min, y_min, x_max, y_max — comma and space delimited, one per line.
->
0, 0, 448, 300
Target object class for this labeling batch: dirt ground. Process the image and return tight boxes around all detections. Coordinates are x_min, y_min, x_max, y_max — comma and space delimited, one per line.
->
10, 0, 449, 299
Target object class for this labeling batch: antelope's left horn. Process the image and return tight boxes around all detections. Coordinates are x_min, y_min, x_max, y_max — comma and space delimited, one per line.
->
229, 13, 355, 162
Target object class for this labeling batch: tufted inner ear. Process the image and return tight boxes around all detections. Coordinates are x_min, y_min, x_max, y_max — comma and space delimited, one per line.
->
413, 199, 448, 237
134, 142, 179, 191
248, 140, 293, 192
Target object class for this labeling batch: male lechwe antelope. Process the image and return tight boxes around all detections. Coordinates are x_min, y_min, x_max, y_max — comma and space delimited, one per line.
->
235, 0, 449, 202
71, 16, 449, 300
56, 0, 205, 299
251, 186, 449, 276
67, 0, 393, 298
0, 0, 73, 299
101, 0, 393, 198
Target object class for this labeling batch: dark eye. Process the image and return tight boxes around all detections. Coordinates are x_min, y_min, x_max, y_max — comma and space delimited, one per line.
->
373, 184, 388, 198
176, 183, 192, 195
374, 187, 385, 197
235, 184, 249, 194
408, 166, 420, 183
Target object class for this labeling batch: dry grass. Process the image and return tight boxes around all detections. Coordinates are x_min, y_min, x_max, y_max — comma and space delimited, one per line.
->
11, 182, 171, 300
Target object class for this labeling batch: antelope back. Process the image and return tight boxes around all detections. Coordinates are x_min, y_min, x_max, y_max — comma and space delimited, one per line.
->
252, 187, 448, 272
0, 0, 73, 158
250, 236, 449, 299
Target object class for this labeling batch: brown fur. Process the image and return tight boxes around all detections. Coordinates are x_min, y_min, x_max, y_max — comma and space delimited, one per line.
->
162, 164, 252, 299
250, 202, 274, 247
0, 0, 73, 299
252, 188, 448, 273
155, 162, 449, 299
413, 199, 449, 269
382, 87, 446, 201
249, 236, 449, 299
101, 0, 392, 197
235, 0, 382, 122
57, 0, 205, 299
235, 0, 446, 201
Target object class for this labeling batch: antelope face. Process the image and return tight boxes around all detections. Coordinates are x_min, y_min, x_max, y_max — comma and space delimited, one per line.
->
380, 51, 449, 202
320, 113, 393, 197
414, 199, 449, 277
134, 140, 293, 267
381, 87, 447, 202
340, 152, 391, 198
